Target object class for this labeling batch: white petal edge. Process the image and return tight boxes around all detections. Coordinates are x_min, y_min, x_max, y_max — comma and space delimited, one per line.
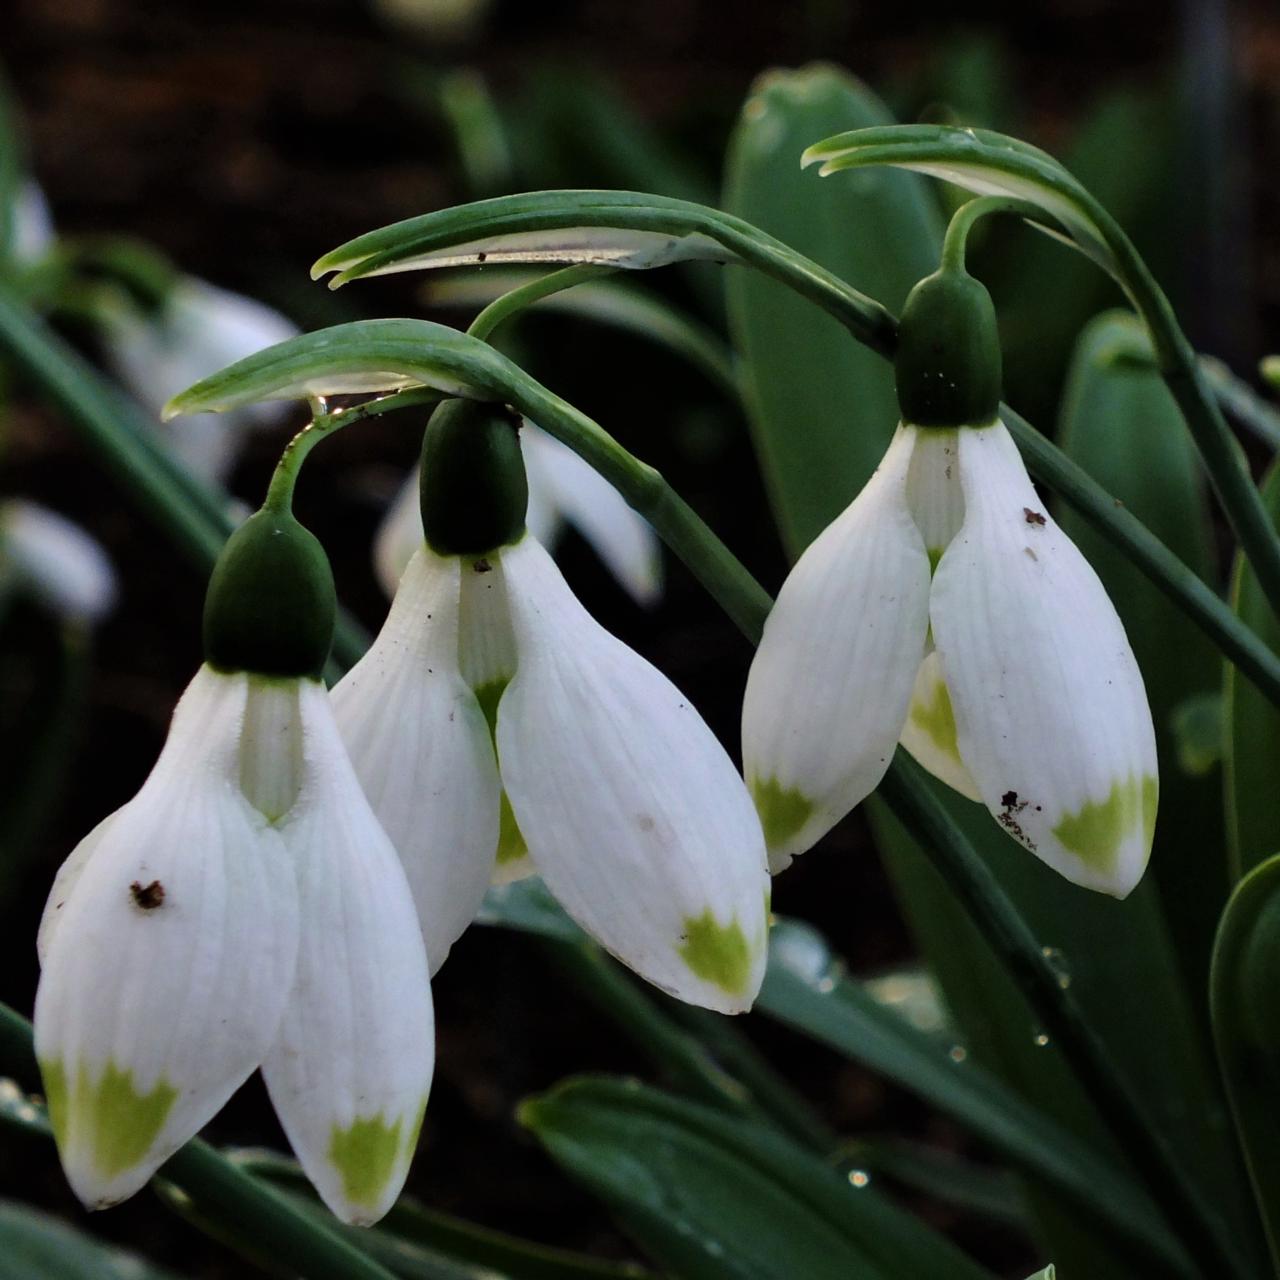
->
520, 424, 663, 606
33, 667, 299, 1209
332, 549, 501, 972
2, 501, 117, 624
929, 421, 1158, 897
741, 425, 932, 866
262, 682, 434, 1226
496, 536, 769, 1014
373, 467, 425, 599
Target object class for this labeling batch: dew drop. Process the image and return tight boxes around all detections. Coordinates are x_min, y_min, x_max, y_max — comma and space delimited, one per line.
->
1033, 1031, 1051, 1048
1040, 946, 1072, 989
848, 1169, 871, 1188
948, 1045, 968, 1063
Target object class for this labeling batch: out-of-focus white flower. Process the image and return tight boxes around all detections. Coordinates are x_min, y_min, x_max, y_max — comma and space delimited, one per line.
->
104, 278, 299, 482
742, 420, 1158, 898
35, 511, 432, 1225
375, 422, 662, 606
1, 500, 116, 625
371, 0, 493, 42
10, 180, 55, 264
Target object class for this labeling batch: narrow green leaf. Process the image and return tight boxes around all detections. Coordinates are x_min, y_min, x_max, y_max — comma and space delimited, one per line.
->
1056, 310, 1227, 1003
1225, 459, 1280, 877
0, 1200, 179, 1280
1211, 853, 1280, 1272
758, 917, 1185, 1275
521, 1075, 994, 1280
236, 1150, 652, 1280
722, 64, 942, 553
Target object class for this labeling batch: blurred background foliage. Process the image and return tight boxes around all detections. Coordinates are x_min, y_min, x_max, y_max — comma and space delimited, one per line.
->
2, 1, 1279, 1276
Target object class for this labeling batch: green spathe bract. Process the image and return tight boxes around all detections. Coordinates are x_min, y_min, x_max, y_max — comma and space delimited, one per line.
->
420, 399, 529, 557
203, 508, 336, 679
895, 269, 1002, 428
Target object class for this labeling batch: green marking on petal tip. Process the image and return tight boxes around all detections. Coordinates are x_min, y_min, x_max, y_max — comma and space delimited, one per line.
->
329, 1113, 404, 1208
473, 676, 529, 866
41, 1058, 178, 1178
1052, 773, 1159, 873
679, 911, 754, 996
927, 547, 944, 575
908, 674, 963, 763
750, 777, 813, 853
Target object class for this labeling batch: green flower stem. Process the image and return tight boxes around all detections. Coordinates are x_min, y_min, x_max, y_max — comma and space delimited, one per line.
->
0, 284, 370, 673
939, 196, 1043, 273
0, 1002, 398, 1280
466, 263, 619, 342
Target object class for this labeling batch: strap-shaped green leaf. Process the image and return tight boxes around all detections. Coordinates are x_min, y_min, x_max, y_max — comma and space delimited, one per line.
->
1225, 459, 1280, 877
722, 64, 942, 554
1211, 853, 1280, 1272
520, 1076, 995, 1280
0, 1200, 179, 1280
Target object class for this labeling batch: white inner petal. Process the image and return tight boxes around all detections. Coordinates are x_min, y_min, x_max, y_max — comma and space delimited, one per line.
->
904, 427, 966, 566
458, 551, 518, 690
239, 678, 307, 824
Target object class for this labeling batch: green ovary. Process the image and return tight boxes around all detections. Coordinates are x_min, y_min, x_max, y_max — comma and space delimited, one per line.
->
1052, 774, 1159, 873
750, 777, 814, 852
41, 1058, 178, 1178
329, 1113, 405, 1208
678, 911, 755, 996
473, 677, 529, 867
909, 675, 962, 763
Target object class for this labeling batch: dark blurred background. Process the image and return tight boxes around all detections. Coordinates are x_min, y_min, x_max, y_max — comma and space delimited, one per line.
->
1, 1, 1277, 1275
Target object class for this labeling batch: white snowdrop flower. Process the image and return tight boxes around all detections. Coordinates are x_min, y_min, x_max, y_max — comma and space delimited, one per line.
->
34, 508, 432, 1224
11, 180, 55, 263
374, 421, 662, 607
742, 268, 1157, 898
336, 401, 768, 1010
1, 500, 117, 624
105, 278, 299, 483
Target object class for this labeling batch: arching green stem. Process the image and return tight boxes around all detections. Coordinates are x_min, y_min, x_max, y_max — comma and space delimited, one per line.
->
467, 263, 619, 342
940, 196, 1045, 273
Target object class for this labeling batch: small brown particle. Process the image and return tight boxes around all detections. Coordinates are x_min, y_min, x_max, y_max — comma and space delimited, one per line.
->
130, 880, 165, 910
476, 251, 488, 263
473, 558, 492, 574
1001, 790, 1019, 808
1023, 508, 1046, 526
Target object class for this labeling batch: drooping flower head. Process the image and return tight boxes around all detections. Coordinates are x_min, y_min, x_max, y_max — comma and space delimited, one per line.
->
743, 264, 1158, 897
334, 399, 770, 1010
34, 502, 433, 1224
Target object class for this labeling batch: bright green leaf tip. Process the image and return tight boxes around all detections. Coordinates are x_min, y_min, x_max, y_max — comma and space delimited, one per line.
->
678, 910, 754, 996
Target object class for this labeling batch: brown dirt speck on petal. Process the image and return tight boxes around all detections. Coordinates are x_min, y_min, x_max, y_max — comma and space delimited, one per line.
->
130, 880, 165, 910
473, 558, 492, 574
1023, 508, 1046, 526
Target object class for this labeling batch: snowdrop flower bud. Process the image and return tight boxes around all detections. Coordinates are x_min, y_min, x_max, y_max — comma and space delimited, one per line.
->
743, 267, 1157, 897
35, 506, 433, 1224
104, 278, 299, 483
374, 422, 662, 607
1, 500, 117, 625
336, 400, 769, 1009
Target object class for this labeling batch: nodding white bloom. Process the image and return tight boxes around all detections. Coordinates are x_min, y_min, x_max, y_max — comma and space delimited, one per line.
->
105, 278, 299, 483
744, 267, 1157, 899
1, 500, 117, 625
34, 510, 433, 1224
374, 423, 662, 607
336, 402, 768, 1011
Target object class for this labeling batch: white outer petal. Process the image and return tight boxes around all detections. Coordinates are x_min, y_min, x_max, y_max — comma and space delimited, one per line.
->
373, 467, 425, 599
33, 667, 299, 1209
495, 537, 769, 1014
520, 425, 663, 606
741, 425, 932, 865
332, 549, 500, 973
263, 682, 434, 1226
2, 501, 117, 624
930, 421, 1158, 897
13, 180, 55, 263
899, 648, 982, 802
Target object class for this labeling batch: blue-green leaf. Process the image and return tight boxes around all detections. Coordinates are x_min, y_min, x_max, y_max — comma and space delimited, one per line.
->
0, 1200, 179, 1280
520, 1076, 994, 1280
